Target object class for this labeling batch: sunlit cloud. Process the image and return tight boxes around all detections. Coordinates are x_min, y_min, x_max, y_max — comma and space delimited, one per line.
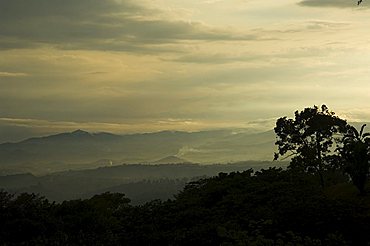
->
1, 0, 370, 142
0, 71, 28, 77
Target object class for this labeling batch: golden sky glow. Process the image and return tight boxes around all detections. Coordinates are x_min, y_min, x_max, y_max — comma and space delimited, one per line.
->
1, 0, 370, 141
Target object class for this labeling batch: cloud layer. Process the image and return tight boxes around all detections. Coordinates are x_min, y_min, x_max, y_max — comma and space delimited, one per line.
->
299, 0, 367, 8
1, 0, 370, 141
0, 0, 256, 53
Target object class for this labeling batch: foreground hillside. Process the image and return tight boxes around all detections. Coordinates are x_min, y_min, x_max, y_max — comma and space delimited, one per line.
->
1, 168, 369, 245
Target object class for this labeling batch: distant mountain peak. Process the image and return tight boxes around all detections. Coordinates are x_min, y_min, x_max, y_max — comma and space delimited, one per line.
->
71, 129, 90, 136
152, 155, 191, 164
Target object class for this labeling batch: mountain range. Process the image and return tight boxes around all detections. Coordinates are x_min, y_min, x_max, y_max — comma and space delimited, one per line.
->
0, 129, 276, 175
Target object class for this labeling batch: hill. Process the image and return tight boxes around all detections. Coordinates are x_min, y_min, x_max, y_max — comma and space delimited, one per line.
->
152, 155, 191, 164
0, 161, 286, 203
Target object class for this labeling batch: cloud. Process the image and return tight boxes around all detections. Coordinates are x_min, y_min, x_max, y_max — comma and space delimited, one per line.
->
0, 0, 257, 52
299, 0, 367, 8
336, 108, 370, 123
0, 71, 28, 77
305, 20, 352, 30
167, 53, 264, 64
245, 118, 277, 130
2, 0, 370, 143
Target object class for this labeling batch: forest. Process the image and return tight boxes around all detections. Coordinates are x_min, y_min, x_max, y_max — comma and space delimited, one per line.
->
1, 105, 370, 245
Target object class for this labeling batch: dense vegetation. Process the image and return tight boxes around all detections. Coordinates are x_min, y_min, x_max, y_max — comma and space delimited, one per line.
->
274, 105, 370, 193
1, 105, 370, 245
1, 167, 370, 245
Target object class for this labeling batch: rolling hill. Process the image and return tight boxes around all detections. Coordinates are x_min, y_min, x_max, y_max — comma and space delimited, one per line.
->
0, 161, 287, 203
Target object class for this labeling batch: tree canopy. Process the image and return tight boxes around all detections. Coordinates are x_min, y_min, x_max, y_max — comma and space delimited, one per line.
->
338, 124, 370, 194
274, 105, 348, 187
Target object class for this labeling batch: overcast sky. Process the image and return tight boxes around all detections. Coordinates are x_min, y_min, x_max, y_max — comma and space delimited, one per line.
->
1, 0, 370, 142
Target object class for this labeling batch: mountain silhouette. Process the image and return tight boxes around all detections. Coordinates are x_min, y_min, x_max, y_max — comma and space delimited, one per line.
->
0, 129, 276, 175
152, 156, 191, 164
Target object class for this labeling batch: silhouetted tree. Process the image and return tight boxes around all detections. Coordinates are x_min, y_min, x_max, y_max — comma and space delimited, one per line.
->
274, 105, 348, 187
338, 124, 370, 194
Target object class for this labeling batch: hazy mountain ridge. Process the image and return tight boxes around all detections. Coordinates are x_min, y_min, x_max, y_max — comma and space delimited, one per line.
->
0, 161, 287, 203
152, 156, 191, 164
0, 129, 276, 175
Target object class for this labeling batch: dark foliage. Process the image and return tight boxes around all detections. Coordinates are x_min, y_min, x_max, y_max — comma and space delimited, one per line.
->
1, 168, 370, 245
274, 105, 348, 187
274, 105, 370, 194
338, 124, 370, 194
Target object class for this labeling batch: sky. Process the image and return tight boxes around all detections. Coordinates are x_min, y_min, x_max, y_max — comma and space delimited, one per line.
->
1, 0, 370, 142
